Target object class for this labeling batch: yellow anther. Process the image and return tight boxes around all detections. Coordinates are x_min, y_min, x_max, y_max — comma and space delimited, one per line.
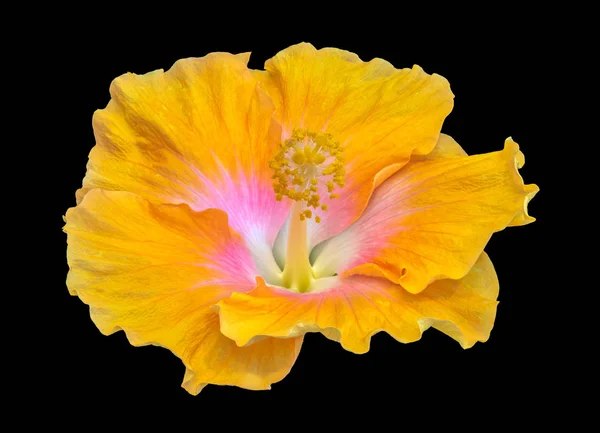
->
269, 128, 345, 221
330, 193, 339, 200
292, 152, 306, 165
314, 135, 328, 148
313, 153, 326, 164
315, 216, 321, 223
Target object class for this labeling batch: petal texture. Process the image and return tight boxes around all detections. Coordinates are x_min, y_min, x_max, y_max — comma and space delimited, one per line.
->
65, 190, 301, 393
78, 52, 290, 269
312, 136, 539, 293
257, 43, 455, 246
215, 253, 499, 354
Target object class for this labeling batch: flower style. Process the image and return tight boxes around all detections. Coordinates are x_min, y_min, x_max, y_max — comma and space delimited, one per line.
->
64, 43, 538, 394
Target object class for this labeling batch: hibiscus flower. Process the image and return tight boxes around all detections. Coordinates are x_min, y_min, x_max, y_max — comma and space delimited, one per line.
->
64, 43, 538, 394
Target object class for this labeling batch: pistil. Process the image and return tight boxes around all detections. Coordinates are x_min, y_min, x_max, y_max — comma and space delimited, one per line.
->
281, 200, 314, 292
268, 129, 347, 292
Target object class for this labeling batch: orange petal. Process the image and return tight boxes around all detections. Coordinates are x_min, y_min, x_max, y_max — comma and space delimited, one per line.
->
215, 253, 499, 354
311, 136, 538, 294
64, 189, 301, 393
257, 43, 454, 246
78, 52, 290, 256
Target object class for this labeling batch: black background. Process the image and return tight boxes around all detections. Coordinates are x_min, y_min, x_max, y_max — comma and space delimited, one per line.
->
42, 20, 555, 415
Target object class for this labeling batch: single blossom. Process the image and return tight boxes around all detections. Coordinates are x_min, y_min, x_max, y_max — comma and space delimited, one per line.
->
64, 43, 538, 394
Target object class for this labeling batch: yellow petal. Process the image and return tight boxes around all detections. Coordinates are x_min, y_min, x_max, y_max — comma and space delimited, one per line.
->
312, 136, 538, 294
215, 253, 499, 354
64, 189, 301, 393
257, 43, 454, 246
414, 132, 468, 159
78, 52, 290, 249
180, 313, 303, 394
